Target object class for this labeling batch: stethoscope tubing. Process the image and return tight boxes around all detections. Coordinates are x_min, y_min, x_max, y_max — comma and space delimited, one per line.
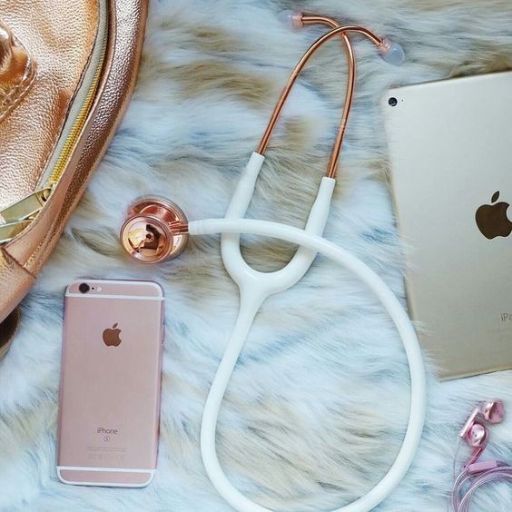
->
191, 218, 427, 512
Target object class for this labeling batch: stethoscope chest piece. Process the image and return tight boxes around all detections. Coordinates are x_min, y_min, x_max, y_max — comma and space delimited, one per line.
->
120, 196, 189, 263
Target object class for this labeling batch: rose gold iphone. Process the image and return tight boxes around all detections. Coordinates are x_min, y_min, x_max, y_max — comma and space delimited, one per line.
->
57, 279, 164, 487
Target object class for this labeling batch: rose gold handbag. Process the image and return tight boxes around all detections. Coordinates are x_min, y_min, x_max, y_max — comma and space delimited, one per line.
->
0, 0, 148, 357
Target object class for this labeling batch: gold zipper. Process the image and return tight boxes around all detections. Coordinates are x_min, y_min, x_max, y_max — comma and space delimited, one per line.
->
48, 36, 107, 185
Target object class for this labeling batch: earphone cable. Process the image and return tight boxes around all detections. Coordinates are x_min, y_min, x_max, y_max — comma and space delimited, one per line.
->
452, 464, 512, 512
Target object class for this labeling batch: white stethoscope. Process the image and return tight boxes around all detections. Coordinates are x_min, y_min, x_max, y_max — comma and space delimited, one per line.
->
121, 13, 426, 512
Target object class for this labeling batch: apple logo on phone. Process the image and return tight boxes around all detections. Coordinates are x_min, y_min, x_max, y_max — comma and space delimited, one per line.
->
102, 323, 122, 347
475, 191, 512, 240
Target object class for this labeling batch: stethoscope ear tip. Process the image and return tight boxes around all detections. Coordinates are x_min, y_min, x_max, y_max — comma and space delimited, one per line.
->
278, 10, 304, 30
278, 10, 406, 66
379, 38, 406, 66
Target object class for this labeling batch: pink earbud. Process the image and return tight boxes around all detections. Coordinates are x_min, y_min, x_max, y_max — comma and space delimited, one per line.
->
465, 422, 488, 448
452, 401, 508, 510
120, 196, 189, 263
481, 400, 505, 424
459, 400, 505, 467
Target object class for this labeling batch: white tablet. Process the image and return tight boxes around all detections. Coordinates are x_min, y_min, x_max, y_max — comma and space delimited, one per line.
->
382, 71, 512, 379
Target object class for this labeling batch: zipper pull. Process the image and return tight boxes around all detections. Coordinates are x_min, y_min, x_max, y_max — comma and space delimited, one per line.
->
0, 187, 52, 244
0, 187, 51, 224
0, 219, 31, 244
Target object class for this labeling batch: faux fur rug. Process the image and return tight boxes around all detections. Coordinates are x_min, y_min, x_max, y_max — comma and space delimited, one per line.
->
2, 1, 512, 511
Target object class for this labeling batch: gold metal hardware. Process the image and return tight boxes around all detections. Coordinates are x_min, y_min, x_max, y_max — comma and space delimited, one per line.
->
0, 20, 30, 88
0, 188, 51, 224
0, 220, 31, 244
0, 188, 52, 244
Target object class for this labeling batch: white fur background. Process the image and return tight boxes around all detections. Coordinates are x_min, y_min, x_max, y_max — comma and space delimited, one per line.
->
1, 0, 512, 510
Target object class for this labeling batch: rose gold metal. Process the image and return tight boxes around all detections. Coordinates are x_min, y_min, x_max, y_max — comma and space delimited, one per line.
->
121, 197, 189, 263
257, 19, 384, 179
301, 15, 355, 179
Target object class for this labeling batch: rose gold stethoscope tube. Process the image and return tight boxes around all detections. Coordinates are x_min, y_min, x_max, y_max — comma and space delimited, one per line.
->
301, 15, 355, 178
256, 21, 384, 179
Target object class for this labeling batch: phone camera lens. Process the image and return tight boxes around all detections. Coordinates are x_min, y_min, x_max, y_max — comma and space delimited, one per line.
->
388, 97, 398, 107
79, 283, 90, 294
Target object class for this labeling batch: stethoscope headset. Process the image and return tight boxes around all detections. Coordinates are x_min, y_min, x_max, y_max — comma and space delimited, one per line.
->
119, 11, 426, 512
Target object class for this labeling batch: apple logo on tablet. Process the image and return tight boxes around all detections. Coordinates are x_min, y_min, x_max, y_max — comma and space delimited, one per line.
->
102, 323, 122, 347
475, 192, 512, 240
